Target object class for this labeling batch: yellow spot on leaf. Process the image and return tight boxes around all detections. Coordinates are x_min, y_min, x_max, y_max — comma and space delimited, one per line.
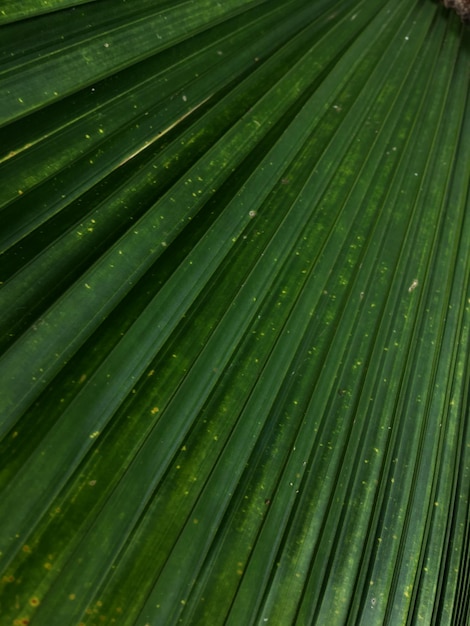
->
2, 575, 15, 583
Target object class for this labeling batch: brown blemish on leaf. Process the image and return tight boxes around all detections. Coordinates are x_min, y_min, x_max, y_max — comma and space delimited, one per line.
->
440, 0, 470, 23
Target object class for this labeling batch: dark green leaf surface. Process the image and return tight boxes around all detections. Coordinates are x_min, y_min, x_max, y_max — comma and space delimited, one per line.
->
0, 0, 468, 625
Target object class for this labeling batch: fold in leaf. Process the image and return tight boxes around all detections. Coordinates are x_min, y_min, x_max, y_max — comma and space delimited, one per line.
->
0, 1, 468, 625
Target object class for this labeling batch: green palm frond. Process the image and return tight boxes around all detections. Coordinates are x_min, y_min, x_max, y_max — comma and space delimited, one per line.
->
0, 1, 468, 624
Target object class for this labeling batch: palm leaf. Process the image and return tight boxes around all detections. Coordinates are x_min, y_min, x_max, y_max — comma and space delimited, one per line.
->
0, 0, 468, 624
